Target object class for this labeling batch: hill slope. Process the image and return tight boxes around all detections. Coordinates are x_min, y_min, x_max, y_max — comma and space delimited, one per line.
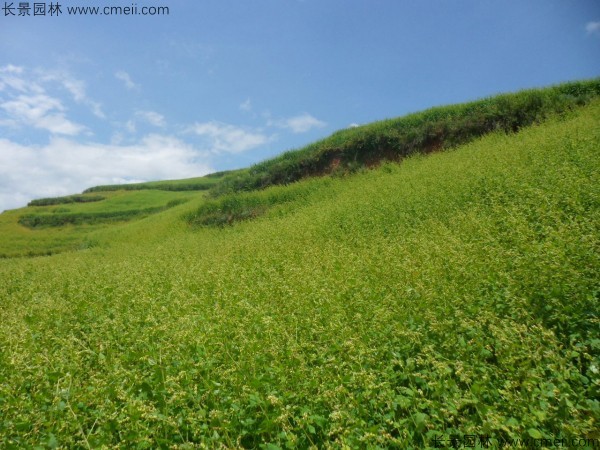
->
2, 79, 599, 258
0, 97, 598, 447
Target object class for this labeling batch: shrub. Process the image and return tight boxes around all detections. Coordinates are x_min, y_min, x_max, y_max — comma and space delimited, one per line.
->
28, 195, 105, 207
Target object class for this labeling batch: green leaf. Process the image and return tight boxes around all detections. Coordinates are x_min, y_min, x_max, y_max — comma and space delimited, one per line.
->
414, 412, 428, 432
262, 444, 282, 450
46, 433, 58, 449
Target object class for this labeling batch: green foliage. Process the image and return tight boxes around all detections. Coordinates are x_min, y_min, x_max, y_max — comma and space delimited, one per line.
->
19, 200, 182, 228
83, 171, 232, 193
0, 94, 598, 448
18, 199, 187, 228
186, 181, 329, 227
28, 194, 105, 207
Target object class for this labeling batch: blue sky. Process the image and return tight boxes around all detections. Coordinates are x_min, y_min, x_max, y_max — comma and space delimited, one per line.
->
1, 0, 599, 211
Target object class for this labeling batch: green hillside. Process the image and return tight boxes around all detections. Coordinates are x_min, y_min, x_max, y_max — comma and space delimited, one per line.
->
0, 86, 598, 448
207, 79, 600, 196
2, 79, 599, 259
0, 190, 199, 258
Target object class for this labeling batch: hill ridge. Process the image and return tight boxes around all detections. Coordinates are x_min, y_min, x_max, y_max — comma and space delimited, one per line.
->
77, 78, 600, 198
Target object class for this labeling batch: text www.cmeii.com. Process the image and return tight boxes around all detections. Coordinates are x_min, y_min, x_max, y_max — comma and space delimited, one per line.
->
2, 3, 169, 17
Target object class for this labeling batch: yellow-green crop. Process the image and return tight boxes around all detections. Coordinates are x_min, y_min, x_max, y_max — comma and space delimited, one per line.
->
0, 100, 598, 448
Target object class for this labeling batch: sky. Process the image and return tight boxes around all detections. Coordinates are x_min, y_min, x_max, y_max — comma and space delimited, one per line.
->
0, 0, 599, 211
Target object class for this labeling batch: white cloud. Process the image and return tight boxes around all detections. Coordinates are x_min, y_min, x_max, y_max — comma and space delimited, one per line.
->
89, 102, 105, 119
270, 113, 327, 134
52, 72, 105, 118
40, 72, 86, 102
239, 98, 252, 112
136, 110, 166, 127
1, 93, 85, 135
585, 21, 600, 36
31, 69, 105, 119
110, 132, 126, 145
0, 65, 23, 75
0, 135, 213, 211
115, 70, 139, 90
189, 121, 270, 153
0, 65, 98, 134
348, 123, 360, 128
0, 64, 221, 211
125, 120, 136, 133
0, 65, 29, 93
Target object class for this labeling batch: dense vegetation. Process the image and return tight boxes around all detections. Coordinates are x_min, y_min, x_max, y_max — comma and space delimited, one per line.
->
83, 171, 232, 193
19, 199, 188, 228
185, 181, 325, 227
0, 191, 199, 258
28, 195, 105, 207
0, 94, 598, 448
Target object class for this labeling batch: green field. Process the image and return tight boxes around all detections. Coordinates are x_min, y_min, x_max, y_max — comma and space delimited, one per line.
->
0, 87, 598, 448
0, 190, 200, 258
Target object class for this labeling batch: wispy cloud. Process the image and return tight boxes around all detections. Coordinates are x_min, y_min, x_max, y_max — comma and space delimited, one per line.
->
0, 135, 213, 211
115, 70, 140, 90
239, 98, 252, 112
270, 113, 327, 134
38, 70, 105, 118
0, 65, 102, 135
136, 110, 166, 127
0, 65, 30, 92
585, 21, 600, 36
1, 93, 85, 135
188, 121, 270, 153
125, 120, 136, 133
0, 65, 23, 75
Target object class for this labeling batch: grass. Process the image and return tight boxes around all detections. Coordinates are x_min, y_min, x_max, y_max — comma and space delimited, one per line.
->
185, 180, 334, 227
0, 190, 200, 257
82, 170, 233, 193
0, 96, 598, 448
18, 199, 189, 228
